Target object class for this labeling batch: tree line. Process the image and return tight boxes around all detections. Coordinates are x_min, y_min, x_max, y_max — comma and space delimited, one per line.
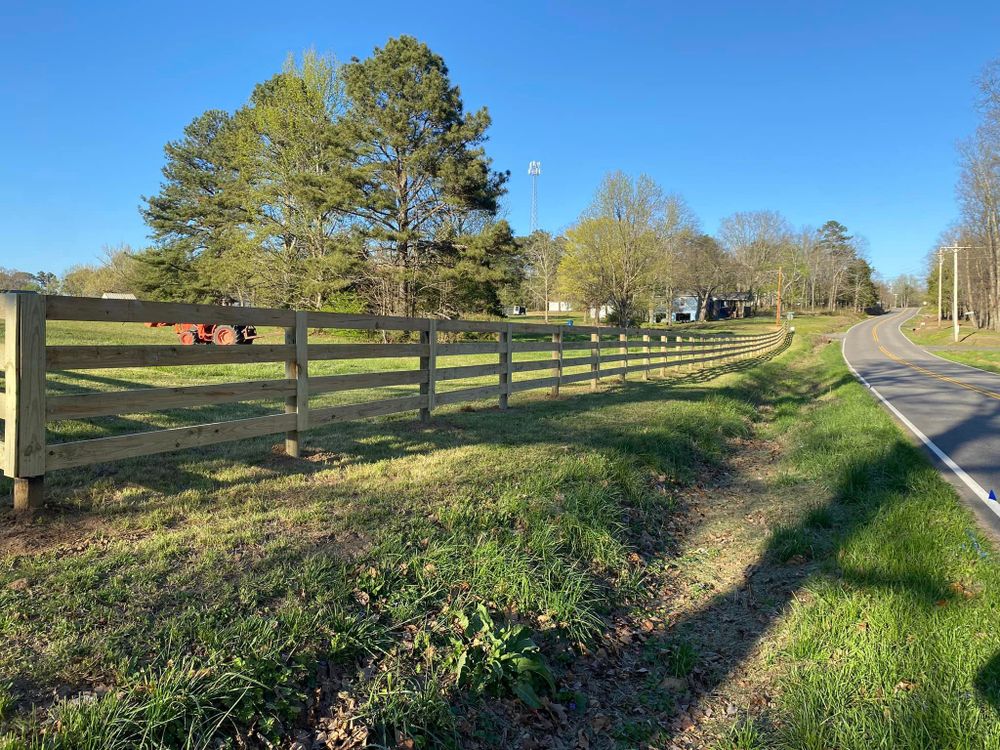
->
5, 35, 882, 325
522, 173, 880, 325
926, 57, 1000, 329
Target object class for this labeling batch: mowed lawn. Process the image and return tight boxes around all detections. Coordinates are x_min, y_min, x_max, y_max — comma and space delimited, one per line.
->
902, 310, 1000, 374
7, 315, 780, 446
0, 312, 999, 748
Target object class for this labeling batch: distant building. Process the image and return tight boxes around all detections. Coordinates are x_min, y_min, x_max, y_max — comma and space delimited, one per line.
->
661, 292, 752, 322
670, 296, 699, 322
587, 304, 611, 321
710, 292, 752, 319
101, 292, 137, 300
547, 300, 573, 312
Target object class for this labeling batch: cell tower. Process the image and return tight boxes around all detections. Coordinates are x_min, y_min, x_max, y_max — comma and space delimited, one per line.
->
528, 161, 541, 233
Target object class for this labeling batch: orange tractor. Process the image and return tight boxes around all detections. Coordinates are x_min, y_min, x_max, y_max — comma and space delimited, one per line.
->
145, 322, 259, 345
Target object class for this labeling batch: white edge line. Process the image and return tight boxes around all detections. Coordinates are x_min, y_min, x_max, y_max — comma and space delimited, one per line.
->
895, 308, 1000, 377
840, 313, 1000, 520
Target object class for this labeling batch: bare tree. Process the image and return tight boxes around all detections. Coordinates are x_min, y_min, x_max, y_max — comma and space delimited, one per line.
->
956, 131, 1000, 329
717, 210, 793, 315
673, 234, 733, 320
522, 231, 564, 321
560, 172, 697, 326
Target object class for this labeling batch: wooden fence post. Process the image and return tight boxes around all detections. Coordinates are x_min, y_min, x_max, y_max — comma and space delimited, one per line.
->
660, 335, 668, 377
420, 319, 437, 423
590, 332, 600, 391
284, 311, 308, 458
499, 324, 512, 410
642, 333, 650, 381
5, 293, 46, 511
1, 293, 13, 483
551, 329, 562, 397
619, 331, 628, 383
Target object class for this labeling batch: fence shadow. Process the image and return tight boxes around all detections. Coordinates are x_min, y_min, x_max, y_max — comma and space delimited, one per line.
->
977, 653, 1000, 710
13, 330, 962, 747
3, 334, 794, 517
639, 438, 960, 747
0, 332, 798, 724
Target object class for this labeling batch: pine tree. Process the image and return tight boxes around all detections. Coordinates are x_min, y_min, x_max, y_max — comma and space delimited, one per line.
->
340, 36, 508, 316
139, 109, 242, 301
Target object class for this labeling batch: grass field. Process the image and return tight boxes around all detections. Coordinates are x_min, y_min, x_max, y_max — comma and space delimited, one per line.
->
902, 310, 1000, 374
1, 310, 999, 748
2, 314, 780, 449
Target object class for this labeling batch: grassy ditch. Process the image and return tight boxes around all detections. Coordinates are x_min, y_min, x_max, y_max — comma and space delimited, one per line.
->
4, 309, 999, 749
716, 327, 1000, 749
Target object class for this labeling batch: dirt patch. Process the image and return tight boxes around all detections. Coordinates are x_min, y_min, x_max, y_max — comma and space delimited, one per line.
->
0, 509, 121, 558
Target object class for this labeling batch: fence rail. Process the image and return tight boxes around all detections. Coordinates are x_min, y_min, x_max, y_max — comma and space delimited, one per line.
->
1, 293, 791, 510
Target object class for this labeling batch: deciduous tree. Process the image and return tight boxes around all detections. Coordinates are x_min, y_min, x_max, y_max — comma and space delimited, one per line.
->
560, 172, 693, 326
521, 231, 563, 320
717, 210, 792, 313
672, 234, 733, 320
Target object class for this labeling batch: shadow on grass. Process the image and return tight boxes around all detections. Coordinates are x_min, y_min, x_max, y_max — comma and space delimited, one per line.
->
13, 322, 988, 747
635, 437, 967, 747
3, 334, 796, 512
977, 653, 1000, 710
11, 330, 919, 747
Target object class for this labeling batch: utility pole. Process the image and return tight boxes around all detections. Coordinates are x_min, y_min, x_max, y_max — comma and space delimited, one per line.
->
953, 246, 959, 343
936, 250, 943, 327
775, 267, 783, 326
938, 245, 986, 342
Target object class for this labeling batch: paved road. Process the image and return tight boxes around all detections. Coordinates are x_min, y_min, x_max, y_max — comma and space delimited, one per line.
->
843, 308, 1000, 537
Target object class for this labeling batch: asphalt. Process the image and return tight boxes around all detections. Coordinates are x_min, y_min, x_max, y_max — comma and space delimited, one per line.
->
842, 308, 1000, 539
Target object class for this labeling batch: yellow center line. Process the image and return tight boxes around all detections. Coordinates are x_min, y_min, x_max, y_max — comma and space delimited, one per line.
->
871, 314, 1000, 401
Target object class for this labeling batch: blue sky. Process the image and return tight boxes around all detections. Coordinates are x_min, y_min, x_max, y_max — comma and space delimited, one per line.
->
2, 1, 998, 279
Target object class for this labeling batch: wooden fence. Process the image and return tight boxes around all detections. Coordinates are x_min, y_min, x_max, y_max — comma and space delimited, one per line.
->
1, 293, 790, 510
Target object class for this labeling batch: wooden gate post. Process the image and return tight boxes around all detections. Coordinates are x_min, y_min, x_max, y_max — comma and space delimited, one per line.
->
550, 329, 562, 397
590, 332, 600, 391
499, 324, 512, 410
660, 335, 668, 377
284, 311, 308, 458
4, 293, 46, 511
420, 319, 437, 423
